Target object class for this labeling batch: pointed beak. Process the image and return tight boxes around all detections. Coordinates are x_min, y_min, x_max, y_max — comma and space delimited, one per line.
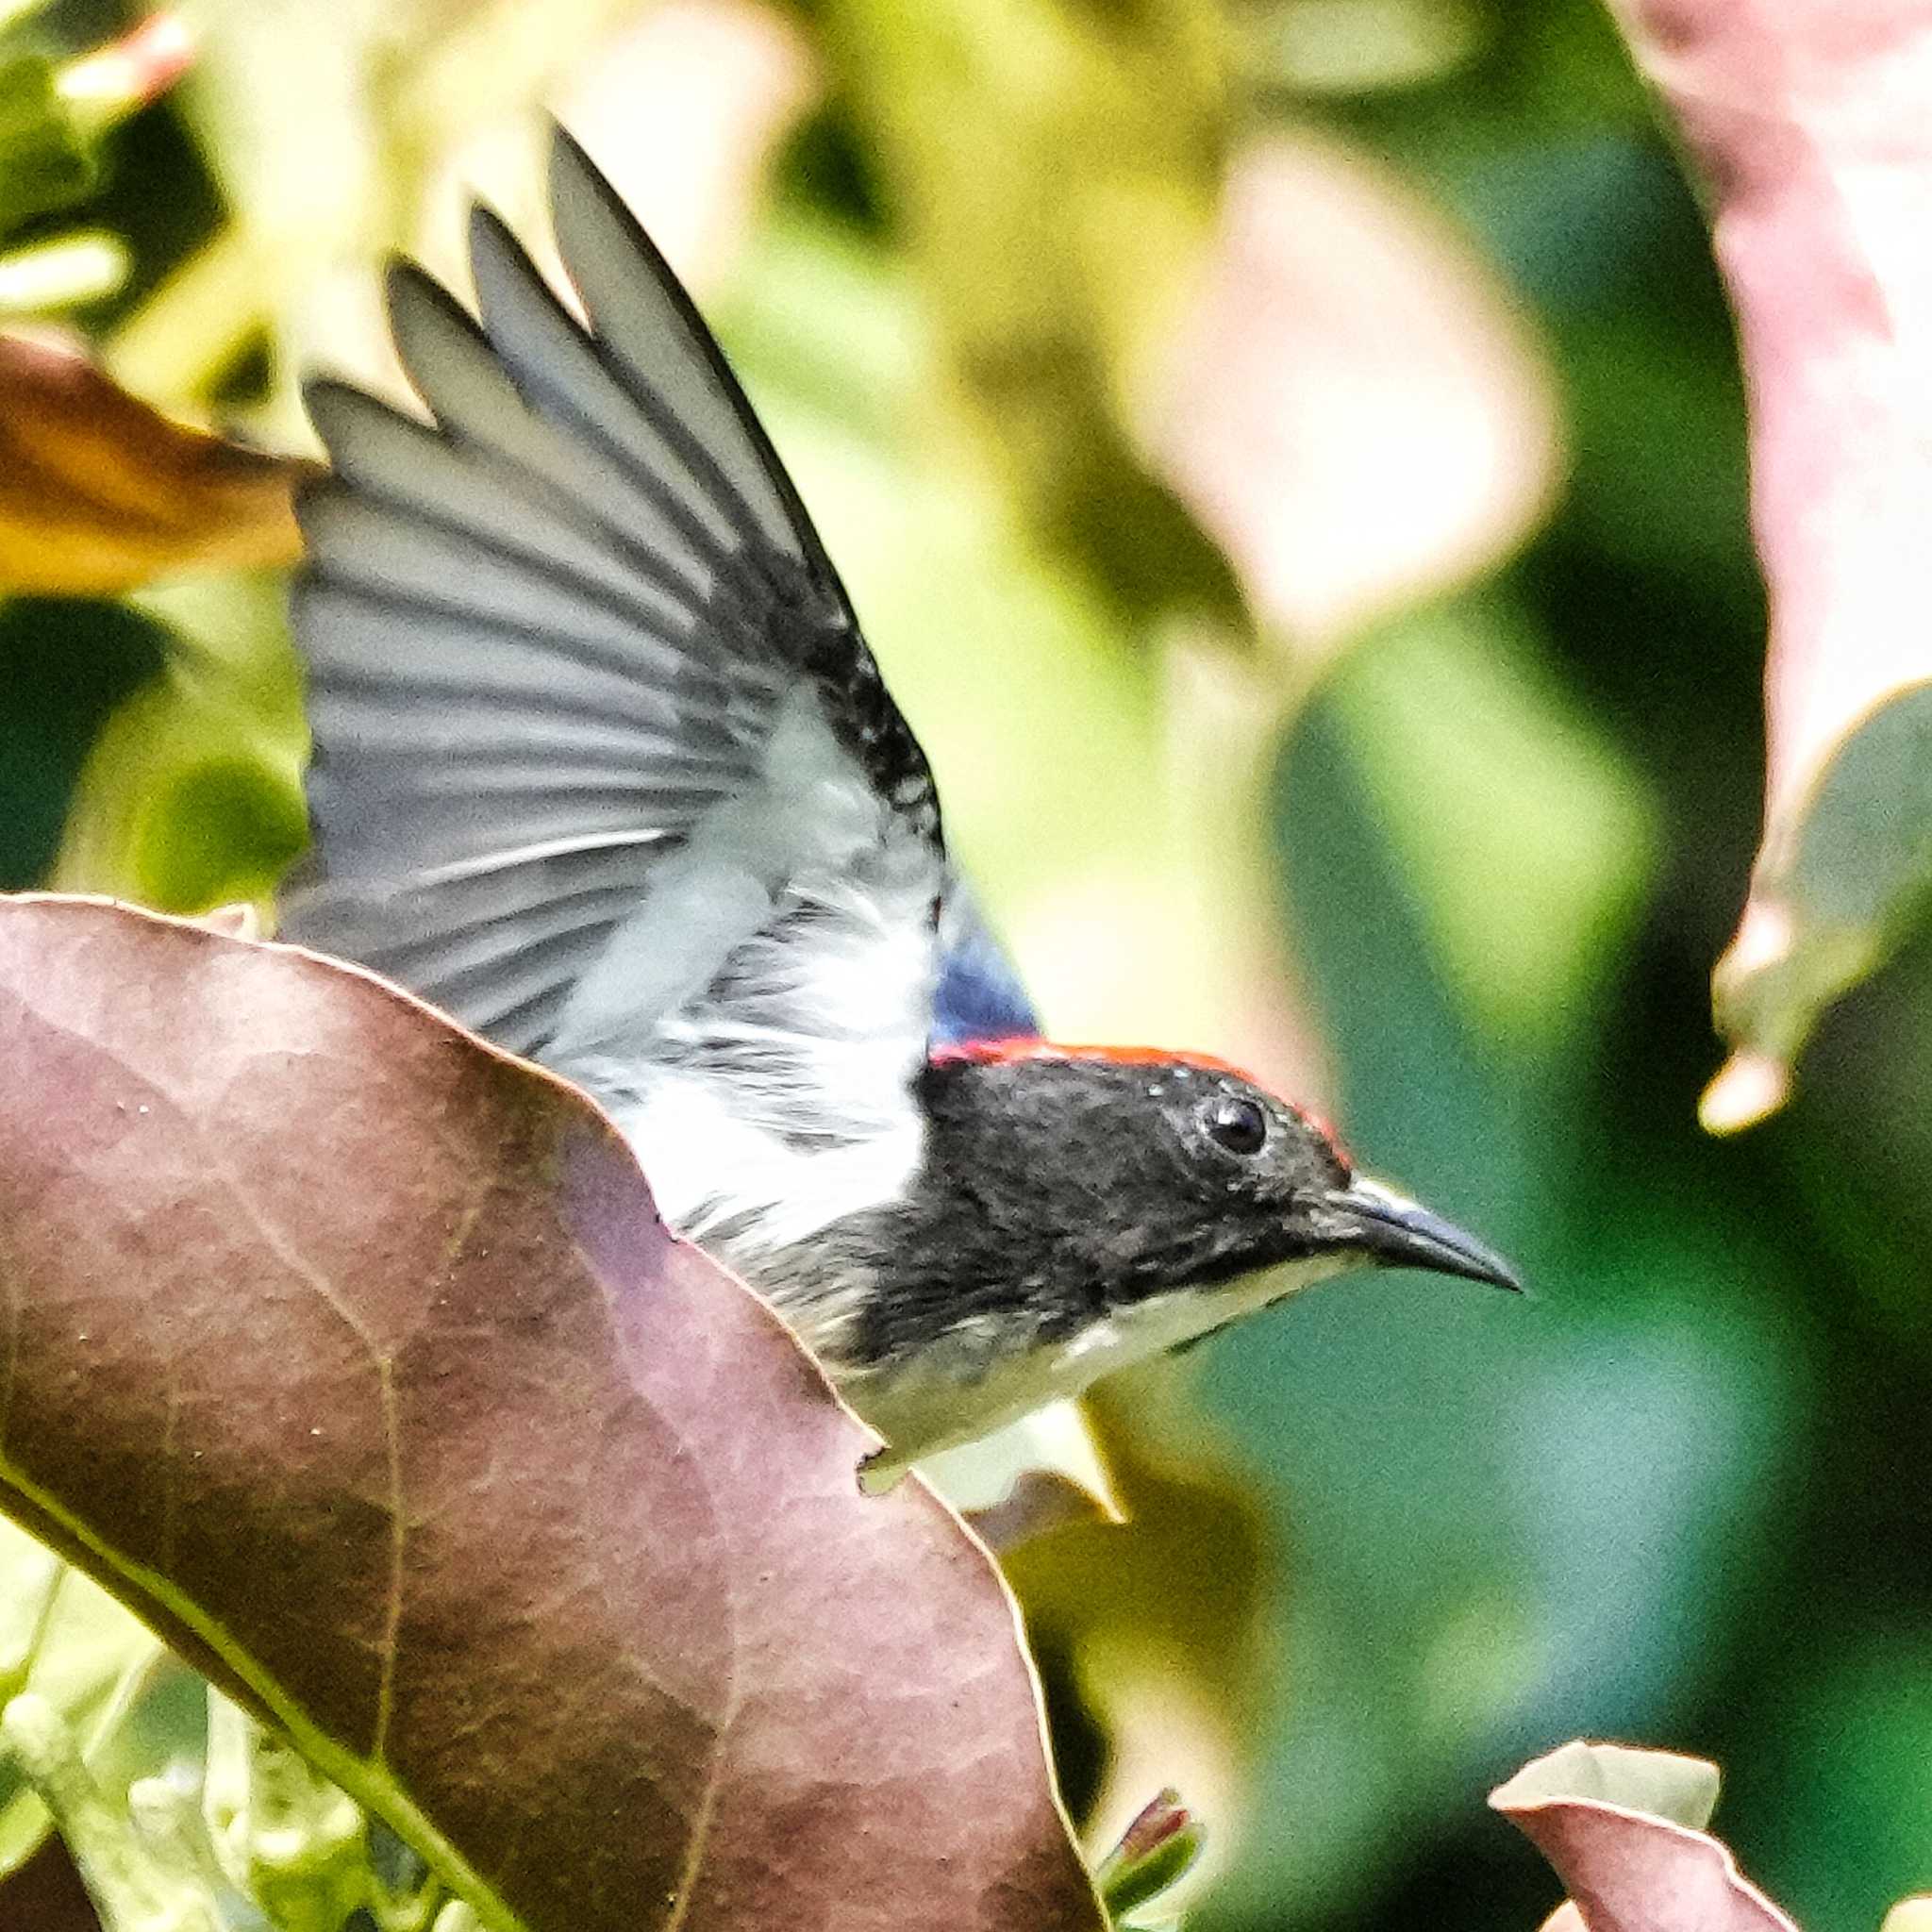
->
1315, 1177, 1523, 1293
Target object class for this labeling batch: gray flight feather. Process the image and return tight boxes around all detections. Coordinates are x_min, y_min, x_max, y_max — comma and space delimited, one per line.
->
284, 126, 966, 1287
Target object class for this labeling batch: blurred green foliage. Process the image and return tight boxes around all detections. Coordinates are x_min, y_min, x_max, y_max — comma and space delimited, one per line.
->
0, 47, 92, 232
2, 0, 1929, 1927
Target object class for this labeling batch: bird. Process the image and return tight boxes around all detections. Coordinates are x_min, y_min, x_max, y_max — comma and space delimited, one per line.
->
281, 127, 1520, 1479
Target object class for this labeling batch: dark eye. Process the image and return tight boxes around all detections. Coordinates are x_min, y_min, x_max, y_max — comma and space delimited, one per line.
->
1201, 1093, 1268, 1157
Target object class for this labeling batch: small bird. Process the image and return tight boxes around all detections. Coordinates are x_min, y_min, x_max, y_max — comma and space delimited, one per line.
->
283, 129, 1519, 1475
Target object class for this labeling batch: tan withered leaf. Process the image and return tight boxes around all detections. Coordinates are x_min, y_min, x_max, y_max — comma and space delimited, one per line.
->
0, 895, 1102, 1932
0, 335, 312, 592
1492, 1740, 1798, 1932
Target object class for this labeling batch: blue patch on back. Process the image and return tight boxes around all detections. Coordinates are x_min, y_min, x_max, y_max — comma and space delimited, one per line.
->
931, 900, 1039, 1046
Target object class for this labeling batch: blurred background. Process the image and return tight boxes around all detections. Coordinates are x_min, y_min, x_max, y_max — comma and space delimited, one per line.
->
0, 0, 1924, 1926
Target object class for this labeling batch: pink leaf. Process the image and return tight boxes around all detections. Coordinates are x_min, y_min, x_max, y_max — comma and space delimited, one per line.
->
1145, 131, 1561, 652
1601, 0, 1932, 1127
1492, 1741, 1800, 1932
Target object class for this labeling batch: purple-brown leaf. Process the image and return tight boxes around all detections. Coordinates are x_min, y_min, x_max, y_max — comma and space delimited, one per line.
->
1492, 1740, 1799, 1932
0, 894, 1102, 1932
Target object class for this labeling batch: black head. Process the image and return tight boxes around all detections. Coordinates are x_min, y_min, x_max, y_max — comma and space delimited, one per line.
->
830, 1043, 1519, 1374
926, 1046, 1353, 1287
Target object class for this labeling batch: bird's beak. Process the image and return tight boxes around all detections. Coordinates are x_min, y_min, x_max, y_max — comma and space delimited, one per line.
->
1315, 1177, 1523, 1292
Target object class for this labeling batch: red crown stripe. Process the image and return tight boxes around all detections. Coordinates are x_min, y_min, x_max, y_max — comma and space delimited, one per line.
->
930, 1037, 1257, 1080
928, 1037, 1346, 1154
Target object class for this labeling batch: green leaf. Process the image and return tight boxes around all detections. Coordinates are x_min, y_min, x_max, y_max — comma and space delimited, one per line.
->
204, 1696, 370, 1932
0, 51, 92, 233
1725, 1634, 1932, 1929
0, 1691, 221, 1932
1093, 1790, 1204, 1921
1491, 1738, 1720, 1829
1181, 682, 1807, 1926
1325, 592, 1657, 1055
0, 1521, 164, 1877
51, 575, 308, 910
729, 214, 1292, 1072
813, 0, 1244, 630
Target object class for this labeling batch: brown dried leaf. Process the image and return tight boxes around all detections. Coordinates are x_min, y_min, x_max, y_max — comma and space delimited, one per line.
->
0, 334, 312, 593
0, 894, 1102, 1932
1492, 1740, 1799, 1932
1597, 2, 1932, 1128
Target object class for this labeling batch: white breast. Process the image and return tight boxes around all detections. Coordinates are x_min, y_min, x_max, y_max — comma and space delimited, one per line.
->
546, 685, 941, 1273
850, 1251, 1360, 1480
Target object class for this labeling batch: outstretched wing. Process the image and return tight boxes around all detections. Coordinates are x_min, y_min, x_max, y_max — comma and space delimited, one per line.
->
284, 129, 985, 1255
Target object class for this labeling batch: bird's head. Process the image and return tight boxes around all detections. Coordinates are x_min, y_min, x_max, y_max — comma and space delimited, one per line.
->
833, 1039, 1521, 1470
921, 1040, 1518, 1303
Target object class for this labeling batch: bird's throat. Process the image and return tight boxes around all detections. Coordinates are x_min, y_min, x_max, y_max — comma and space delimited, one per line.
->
842, 1250, 1359, 1479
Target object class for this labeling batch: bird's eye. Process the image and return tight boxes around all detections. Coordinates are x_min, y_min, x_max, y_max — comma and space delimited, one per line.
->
1201, 1093, 1268, 1157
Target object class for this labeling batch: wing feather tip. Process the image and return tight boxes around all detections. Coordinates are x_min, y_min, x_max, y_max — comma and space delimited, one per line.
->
385, 258, 483, 360
303, 375, 411, 457
547, 118, 597, 198
547, 121, 635, 255
383, 254, 445, 326
466, 198, 532, 289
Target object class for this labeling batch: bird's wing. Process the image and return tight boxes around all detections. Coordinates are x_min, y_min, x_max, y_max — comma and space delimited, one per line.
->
284, 130, 977, 1242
